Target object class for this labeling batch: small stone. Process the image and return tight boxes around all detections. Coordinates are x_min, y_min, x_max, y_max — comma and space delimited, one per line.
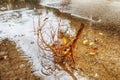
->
92, 47, 98, 50
3, 55, 7, 59
95, 73, 99, 77
20, 64, 25, 68
0, 51, 8, 55
30, 41, 34, 44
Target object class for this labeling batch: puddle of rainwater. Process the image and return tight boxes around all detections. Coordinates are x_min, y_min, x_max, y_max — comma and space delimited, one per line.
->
0, 0, 86, 80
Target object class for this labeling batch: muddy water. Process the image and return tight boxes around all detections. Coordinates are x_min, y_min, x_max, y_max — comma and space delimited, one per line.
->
0, 1, 86, 80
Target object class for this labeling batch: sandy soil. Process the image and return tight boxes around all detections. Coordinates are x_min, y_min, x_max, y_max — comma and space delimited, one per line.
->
46, 8, 120, 80
72, 21, 120, 80
0, 39, 41, 80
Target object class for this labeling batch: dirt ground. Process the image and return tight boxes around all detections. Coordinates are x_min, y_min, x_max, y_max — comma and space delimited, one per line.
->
0, 39, 40, 80
73, 21, 120, 80
46, 8, 120, 80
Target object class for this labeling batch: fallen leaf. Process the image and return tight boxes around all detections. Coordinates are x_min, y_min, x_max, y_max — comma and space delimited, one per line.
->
63, 51, 68, 55
89, 52, 96, 55
83, 40, 89, 45
65, 63, 69, 67
62, 37, 67, 45
99, 32, 103, 35
89, 42, 94, 46
45, 45, 50, 48
92, 47, 98, 50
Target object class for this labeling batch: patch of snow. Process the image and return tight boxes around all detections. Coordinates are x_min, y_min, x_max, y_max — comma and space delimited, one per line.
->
0, 8, 83, 80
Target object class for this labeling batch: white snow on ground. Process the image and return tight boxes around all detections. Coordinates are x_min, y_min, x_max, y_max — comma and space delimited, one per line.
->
41, 0, 120, 23
0, 8, 85, 80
